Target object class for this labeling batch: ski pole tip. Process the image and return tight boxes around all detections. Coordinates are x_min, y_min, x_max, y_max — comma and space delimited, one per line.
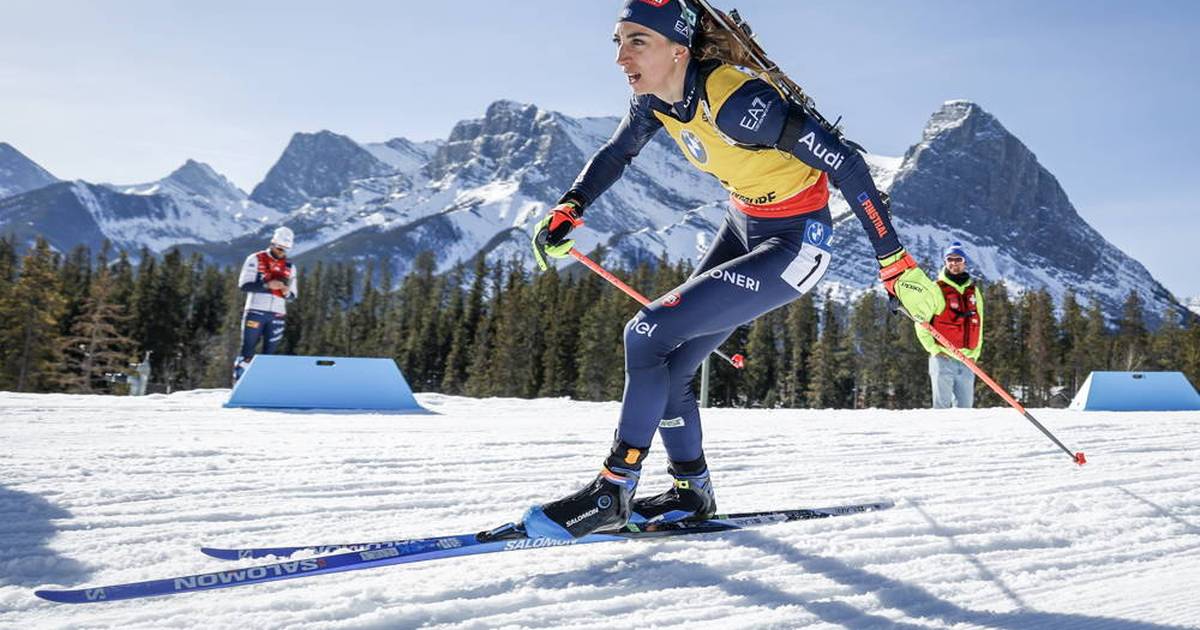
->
1074, 451, 1087, 466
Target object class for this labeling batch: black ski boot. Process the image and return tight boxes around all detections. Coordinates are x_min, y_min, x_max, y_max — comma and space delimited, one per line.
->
522, 441, 647, 540
631, 456, 717, 524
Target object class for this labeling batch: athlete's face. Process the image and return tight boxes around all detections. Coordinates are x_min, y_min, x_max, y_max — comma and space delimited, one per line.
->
945, 255, 966, 274
613, 22, 688, 99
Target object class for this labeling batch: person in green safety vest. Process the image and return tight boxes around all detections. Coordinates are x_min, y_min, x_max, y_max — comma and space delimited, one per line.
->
916, 242, 984, 408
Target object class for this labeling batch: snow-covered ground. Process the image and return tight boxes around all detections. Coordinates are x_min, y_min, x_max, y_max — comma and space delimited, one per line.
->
2, 390, 1198, 629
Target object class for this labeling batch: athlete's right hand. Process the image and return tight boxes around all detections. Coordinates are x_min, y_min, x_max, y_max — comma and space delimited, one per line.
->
531, 202, 583, 271
879, 249, 943, 322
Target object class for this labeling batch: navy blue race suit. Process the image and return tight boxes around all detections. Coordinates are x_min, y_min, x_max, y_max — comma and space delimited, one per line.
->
561, 59, 903, 462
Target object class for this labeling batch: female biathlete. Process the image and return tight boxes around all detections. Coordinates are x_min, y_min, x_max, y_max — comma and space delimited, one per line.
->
524, 0, 942, 540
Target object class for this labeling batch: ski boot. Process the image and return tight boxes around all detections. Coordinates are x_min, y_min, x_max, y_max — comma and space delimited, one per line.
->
231, 356, 251, 383
522, 441, 647, 540
630, 456, 717, 524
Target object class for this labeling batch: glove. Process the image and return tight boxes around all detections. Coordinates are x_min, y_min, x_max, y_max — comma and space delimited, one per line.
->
531, 201, 583, 271
879, 249, 944, 322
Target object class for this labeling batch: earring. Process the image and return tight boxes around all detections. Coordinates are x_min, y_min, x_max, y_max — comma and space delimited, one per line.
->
673, 57, 679, 64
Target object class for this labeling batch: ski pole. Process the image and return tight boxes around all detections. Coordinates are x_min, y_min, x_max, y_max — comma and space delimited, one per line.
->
569, 248, 745, 369
892, 298, 1085, 466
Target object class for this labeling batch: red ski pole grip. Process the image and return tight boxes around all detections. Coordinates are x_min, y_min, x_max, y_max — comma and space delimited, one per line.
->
1074, 452, 1087, 466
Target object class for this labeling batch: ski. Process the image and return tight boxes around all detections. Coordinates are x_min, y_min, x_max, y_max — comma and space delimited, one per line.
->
201, 501, 891, 560
35, 501, 892, 604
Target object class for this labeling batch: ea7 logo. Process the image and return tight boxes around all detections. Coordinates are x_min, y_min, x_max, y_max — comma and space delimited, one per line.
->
85, 588, 107, 601
739, 96, 771, 132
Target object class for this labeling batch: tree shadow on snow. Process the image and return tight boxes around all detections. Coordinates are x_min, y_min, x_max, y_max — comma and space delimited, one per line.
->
1114, 485, 1200, 534
0, 485, 91, 587
909, 499, 1031, 610
362, 533, 1192, 630
723, 530, 1192, 630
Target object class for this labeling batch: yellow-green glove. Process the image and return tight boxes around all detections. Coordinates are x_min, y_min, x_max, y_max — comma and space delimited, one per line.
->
531, 202, 583, 271
879, 249, 944, 322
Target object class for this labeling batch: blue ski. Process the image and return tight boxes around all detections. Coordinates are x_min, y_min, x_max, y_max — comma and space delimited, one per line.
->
199, 502, 892, 561
35, 501, 892, 604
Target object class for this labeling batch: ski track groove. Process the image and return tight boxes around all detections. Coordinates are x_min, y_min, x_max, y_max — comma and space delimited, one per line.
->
2, 392, 1198, 628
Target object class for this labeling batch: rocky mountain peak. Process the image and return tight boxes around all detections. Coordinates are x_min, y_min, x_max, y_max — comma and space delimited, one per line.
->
249, 130, 396, 211
0, 142, 59, 199
429, 100, 571, 187
165, 159, 242, 199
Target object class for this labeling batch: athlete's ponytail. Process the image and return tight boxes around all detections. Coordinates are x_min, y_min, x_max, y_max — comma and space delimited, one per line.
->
691, 11, 772, 76
692, 10, 785, 85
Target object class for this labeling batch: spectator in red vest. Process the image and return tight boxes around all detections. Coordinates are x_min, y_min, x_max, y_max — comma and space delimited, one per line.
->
233, 227, 297, 383
916, 242, 984, 408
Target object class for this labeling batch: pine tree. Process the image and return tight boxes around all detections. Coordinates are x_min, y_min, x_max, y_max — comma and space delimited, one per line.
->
1113, 290, 1148, 370
0, 239, 67, 391
56, 244, 93, 340
443, 258, 488, 395
0, 235, 18, 287
573, 251, 629, 402
849, 291, 889, 408
886, 310, 930, 408
534, 266, 579, 398
201, 265, 245, 388
1148, 306, 1186, 372
806, 292, 853, 408
780, 293, 818, 407
58, 261, 134, 393
464, 262, 505, 397
977, 281, 1019, 406
1180, 316, 1200, 389
1082, 295, 1112, 373
109, 249, 136, 338
1023, 288, 1059, 405
489, 260, 539, 397
1059, 291, 1089, 395
743, 310, 779, 407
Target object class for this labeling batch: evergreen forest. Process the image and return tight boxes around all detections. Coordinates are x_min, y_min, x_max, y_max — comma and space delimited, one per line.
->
2, 236, 1198, 409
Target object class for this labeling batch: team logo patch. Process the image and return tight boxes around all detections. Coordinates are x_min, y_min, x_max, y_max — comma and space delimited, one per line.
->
659, 417, 685, 428
662, 292, 682, 307
245, 320, 260, 329
680, 129, 707, 164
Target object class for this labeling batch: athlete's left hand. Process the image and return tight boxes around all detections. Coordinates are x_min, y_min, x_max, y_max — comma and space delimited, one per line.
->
531, 202, 583, 271
879, 249, 943, 321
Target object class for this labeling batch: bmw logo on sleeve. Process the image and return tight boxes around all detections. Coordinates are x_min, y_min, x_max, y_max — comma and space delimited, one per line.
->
805, 220, 832, 249
680, 129, 708, 164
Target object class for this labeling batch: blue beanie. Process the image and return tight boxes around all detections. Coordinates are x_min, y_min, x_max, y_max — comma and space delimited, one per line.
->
618, 0, 699, 48
944, 242, 969, 264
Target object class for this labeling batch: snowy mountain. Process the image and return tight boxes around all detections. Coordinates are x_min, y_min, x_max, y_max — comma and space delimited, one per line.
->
249, 130, 401, 212
1186, 296, 1200, 317
287, 100, 728, 278
0, 142, 58, 199
1, 100, 1187, 323
822, 101, 1182, 324
106, 160, 283, 244
0, 160, 281, 254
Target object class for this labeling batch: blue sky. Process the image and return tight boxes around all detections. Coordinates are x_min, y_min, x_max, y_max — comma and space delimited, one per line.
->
2, 1, 1198, 299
